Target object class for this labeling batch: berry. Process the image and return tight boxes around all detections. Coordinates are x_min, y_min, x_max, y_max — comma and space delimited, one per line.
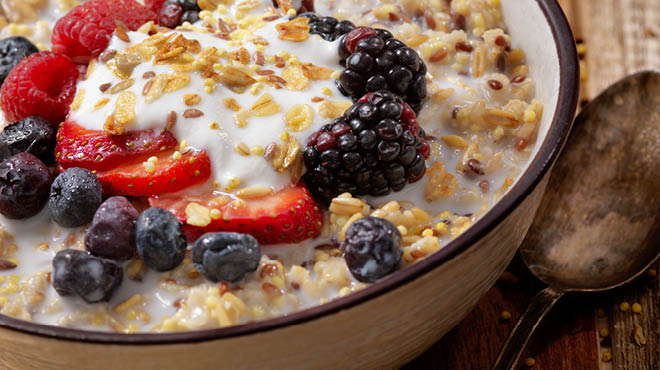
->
158, 0, 200, 28
145, 0, 168, 13
342, 216, 402, 283
0, 51, 79, 124
298, 13, 355, 41
93, 148, 211, 196
49, 168, 102, 228
192, 232, 261, 283
52, 0, 157, 63
52, 249, 123, 303
0, 153, 50, 219
0, 116, 56, 164
136, 207, 187, 272
303, 91, 428, 201
149, 183, 324, 245
85, 196, 139, 261
0, 37, 38, 87
56, 121, 178, 172
338, 27, 428, 110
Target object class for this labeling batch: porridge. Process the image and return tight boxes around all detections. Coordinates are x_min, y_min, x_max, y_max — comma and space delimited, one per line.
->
0, 0, 543, 333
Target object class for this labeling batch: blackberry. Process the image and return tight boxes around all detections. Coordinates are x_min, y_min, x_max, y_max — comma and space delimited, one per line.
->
158, 0, 200, 28
303, 91, 429, 202
85, 196, 139, 261
337, 27, 427, 111
342, 216, 402, 283
0, 153, 50, 219
0, 116, 56, 164
192, 232, 261, 283
0, 37, 38, 87
136, 207, 187, 272
52, 249, 123, 303
298, 13, 355, 41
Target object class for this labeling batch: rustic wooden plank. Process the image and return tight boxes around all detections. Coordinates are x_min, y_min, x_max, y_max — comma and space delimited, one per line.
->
404, 258, 599, 370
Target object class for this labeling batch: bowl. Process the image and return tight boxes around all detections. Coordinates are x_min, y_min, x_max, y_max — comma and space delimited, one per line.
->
0, 0, 579, 368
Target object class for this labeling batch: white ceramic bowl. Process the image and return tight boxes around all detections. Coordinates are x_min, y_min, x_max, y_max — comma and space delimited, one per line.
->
0, 1, 579, 369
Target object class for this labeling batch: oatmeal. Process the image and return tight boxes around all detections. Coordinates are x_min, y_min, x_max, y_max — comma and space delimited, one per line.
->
0, 0, 543, 332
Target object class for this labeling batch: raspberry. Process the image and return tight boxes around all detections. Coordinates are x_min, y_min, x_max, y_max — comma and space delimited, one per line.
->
0, 51, 79, 124
52, 0, 157, 63
145, 0, 168, 13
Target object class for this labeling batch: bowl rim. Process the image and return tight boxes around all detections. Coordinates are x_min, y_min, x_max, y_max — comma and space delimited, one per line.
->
0, 0, 579, 344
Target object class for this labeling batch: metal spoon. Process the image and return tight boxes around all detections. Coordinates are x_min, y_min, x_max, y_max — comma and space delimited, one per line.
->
492, 70, 660, 370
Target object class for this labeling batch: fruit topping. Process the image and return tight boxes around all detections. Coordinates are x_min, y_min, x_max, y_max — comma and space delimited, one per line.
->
0, 51, 79, 124
0, 153, 51, 219
145, 0, 168, 13
55, 121, 178, 172
342, 216, 402, 283
49, 168, 102, 227
0, 116, 57, 164
52, 0, 157, 63
337, 27, 427, 111
0, 36, 39, 87
52, 249, 123, 303
93, 148, 211, 197
149, 183, 324, 245
192, 232, 261, 283
85, 196, 139, 261
297, 13, 355, 41
303, 91, 429, 201
136, 207, 187, 272
158, 0, 201, 28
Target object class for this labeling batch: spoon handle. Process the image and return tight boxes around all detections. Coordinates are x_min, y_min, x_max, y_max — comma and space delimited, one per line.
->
491, 286, 565, 370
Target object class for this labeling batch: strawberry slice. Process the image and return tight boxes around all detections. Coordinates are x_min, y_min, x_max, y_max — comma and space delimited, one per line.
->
56, 121, 179, 171
95, 149, 210, 196
149, 184, 324, 245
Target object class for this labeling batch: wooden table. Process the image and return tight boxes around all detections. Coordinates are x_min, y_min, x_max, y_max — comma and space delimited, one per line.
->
406, 1, 660, 369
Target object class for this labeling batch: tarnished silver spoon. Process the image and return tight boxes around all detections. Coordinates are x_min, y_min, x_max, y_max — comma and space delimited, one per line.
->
492, 70, 660, 370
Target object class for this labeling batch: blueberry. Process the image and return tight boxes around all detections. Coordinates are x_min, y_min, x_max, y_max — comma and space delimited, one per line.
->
0, 37, 38, 87
136, 207, 187, 272
0, 116, 56, 163
49, 168, 102, 227
0, 153, 50, 219
342, 216, 402, 283
85, 197, 139, 261
159, 3, 183, 28
192, 232, 261, 283
52, 249, 123, 303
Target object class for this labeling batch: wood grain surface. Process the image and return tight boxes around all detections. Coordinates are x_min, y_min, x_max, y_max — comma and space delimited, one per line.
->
406, 1, 660, 369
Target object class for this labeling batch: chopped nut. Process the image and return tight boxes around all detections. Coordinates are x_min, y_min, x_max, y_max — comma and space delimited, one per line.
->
166, 111, 177, 130
114, 20, 130, 42
301, 63, 333, 80
285, 104, 314, 132
115, 52, 142, 77
441, 135, 469, 149
276, 17, 310, 42
183, 109, 204, 119
0, 259, 17, 270
99, 83, 112, 93
99, 49, 117, 63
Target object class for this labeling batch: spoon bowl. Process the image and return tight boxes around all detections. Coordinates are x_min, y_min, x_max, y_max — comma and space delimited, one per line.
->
521, 70, 660, 292
493, 70, 660, 370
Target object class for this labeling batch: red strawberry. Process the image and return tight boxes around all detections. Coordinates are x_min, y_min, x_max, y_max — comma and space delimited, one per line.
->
92, 148, 211, 197
52, 0, 157, 63
0, 51, 79, 125
150, 184, 324, 245
56, 121, 179, 171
